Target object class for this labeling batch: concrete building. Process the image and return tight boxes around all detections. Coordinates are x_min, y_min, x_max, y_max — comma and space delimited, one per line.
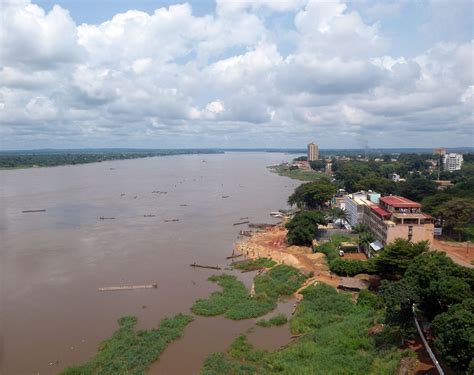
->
363, 195, 434, 247
307, 142, 319, 161
344, 193, 434, 257
344, 191, 374, 227
443, 153, 463, 172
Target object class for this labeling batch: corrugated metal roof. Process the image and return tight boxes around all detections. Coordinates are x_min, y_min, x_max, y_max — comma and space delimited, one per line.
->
370, 205, 391, 218
380, 196, 421, 208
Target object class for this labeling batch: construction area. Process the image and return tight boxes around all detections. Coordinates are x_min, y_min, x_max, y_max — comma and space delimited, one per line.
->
235, 225, 346, 288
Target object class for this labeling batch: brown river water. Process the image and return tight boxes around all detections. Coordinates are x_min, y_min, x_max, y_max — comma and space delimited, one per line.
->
0, 152, 300, 375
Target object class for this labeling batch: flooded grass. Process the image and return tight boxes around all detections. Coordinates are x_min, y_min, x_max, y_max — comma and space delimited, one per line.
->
60, 313, 193, 375
200, 284, 413, 374
256, 314, 288, 327
192, 265, 309, 320
232, 257, 276, 271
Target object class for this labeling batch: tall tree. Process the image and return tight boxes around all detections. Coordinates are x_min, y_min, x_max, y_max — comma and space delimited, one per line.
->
286, 210, 327, 246
398, 177, 437, 202
309, 160, 326, 171
380, 280, 418, 338
375, 239, 429, 278
434, 197, 474, 241
288, 181, 336, 209
432, 299, 474, 373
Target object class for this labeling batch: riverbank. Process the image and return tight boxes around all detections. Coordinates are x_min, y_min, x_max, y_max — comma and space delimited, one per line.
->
0, 149, 223, 169
234, 225, 339, 287
268, 164, 324, 181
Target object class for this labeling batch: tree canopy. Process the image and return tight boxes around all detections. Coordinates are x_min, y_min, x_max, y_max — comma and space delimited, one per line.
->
398, 177, 437, 202
375, 239, 429, 278
433, 197, 474, 240
432, 299, 474, 373
286, 210, 327, 246
309, 160, 326, 171
288, 181, 336, 209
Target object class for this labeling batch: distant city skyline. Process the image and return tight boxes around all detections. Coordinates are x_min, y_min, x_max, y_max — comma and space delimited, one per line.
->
1, 0, 472, 150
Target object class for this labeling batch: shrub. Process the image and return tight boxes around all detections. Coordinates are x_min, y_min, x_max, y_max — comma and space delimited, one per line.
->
61, 313, 193, 375
256, 314, 288, 327
200, 284, 411, 374
233, 258, 276, 271
192, 266, 308, 320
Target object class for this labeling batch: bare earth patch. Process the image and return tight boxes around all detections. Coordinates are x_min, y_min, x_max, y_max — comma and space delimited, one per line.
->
431, 239, 474, 268
234, 226, 339, 288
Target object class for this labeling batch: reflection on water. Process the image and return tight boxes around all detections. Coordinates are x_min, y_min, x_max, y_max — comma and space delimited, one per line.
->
1, 152, 299, 374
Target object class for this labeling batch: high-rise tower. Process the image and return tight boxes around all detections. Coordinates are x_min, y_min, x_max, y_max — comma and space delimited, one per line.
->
307, 142, 319, 161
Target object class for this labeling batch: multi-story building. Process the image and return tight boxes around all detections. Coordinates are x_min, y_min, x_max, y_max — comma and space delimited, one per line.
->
344, 193, 434, 257
363, 195, 434, 247
344, 191, 379, 227
443, 153, 463, 171
307, 142, 319, 161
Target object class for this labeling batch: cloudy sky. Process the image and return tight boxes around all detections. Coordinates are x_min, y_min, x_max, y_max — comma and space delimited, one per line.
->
0, 0, 472, 150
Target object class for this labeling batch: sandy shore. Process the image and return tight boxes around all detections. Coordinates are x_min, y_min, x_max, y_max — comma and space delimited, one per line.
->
234, 225, 339, 288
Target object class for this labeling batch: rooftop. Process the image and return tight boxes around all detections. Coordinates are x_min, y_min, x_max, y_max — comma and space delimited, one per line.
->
370, 205, 391, 218
380, 195, 421, 208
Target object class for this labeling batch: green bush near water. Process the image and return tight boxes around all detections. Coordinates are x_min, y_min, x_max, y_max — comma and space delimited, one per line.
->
200, 284, 413, 374
256, 314, 288, 327
232, 257, 276, 271
192, 265, 309, 320
61, 313, 193, 375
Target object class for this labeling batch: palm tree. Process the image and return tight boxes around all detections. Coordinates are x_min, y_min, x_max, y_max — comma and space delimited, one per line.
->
352, 223, 368, 234
331, 208, 349, 228
359, 231, 375, 252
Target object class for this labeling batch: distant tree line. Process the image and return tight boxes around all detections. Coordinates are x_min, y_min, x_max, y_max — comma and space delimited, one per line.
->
0, 150, 222, 169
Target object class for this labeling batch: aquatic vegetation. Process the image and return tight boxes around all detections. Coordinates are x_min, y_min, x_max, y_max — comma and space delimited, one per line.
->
200, 284, 413, 374
256, 314, 288, 327
192, 265, 309, 320
60, 313, 193, 375
191, 274, 249, 317
232, 257, 276, 271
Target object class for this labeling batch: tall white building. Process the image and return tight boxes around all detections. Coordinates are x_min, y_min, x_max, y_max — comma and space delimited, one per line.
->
344, 191, 381, 227
344, 192, 370, 227
443, 153, 463, 171
307, 142, 319, 161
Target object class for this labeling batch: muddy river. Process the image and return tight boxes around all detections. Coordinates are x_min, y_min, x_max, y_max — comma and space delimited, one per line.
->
0, 152, 300, 374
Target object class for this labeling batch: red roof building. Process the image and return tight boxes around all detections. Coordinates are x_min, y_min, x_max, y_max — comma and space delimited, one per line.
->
361, 195, 434, 251
380, 196, 421, 208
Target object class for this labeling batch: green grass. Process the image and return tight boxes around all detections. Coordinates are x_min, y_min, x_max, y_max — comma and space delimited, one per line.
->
255, 264, 309, 298
256, 314, 288, 327
268, 165, 324, 181
192, 265, 309, 320
233, 258, 276, 271
60, 313, 193, 375
199, 284, 413, 374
